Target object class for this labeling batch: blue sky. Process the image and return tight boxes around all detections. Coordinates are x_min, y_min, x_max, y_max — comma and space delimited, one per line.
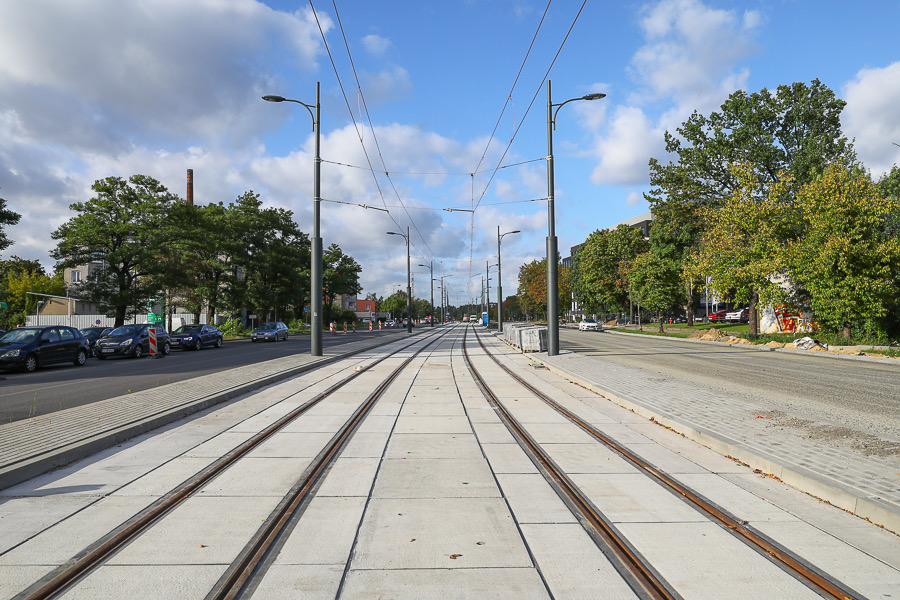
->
1, 0, 899, 306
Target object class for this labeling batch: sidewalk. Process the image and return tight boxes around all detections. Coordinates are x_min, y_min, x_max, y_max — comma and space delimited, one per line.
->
526, 344, 900, 533
0, 334, 403, 490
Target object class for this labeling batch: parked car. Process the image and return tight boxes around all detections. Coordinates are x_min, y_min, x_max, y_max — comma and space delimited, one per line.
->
707, 310, 727, 323
95, 324, 171, 359
725, 307, 749, 323
578, 318, 600, 331
251, 321, 288, 342
79, 326, 113, 356
170, 324, 223, 350
0, 325, 91, 372
615, 317, 631, 326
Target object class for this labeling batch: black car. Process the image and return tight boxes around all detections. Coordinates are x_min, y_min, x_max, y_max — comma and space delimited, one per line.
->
170, 324, 223, 350
95, 324, 171, 359
0, 325, 91, 372
251, 322, 288, 342
79, 326, 113, 356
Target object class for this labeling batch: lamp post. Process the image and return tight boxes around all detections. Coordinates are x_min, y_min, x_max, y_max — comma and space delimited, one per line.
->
486, 261, 499, 328
418, 261, 434, 327
387, 227, 413, 333
497, 227, 520, 334
546, 80, 606, 356
262, 82, 323, 356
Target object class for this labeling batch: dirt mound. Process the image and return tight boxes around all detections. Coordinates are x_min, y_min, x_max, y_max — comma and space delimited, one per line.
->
763, 341, 785, 348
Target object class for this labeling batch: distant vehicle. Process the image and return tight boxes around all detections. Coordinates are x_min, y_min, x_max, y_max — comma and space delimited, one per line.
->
578, 318, 600, 331
79, 326, 113, 356
725, 308, 749, 323
707, 310, 727, 323
615, 317, 631, 326
96, 324, 171, 359
469, 314, 478, 323
170, 324, 223, 350
0, 325, 91, 372
251, 322, 288, 342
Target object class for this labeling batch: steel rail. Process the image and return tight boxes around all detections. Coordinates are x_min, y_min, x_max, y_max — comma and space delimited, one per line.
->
208, 328, 449, 599
20, 328, 447, 600
471, 327, 862, 600
461, 328, 678, 600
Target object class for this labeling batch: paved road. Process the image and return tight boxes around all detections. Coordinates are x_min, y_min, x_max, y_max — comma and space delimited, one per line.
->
0, 329, 413, 424
559, 327, 900, 443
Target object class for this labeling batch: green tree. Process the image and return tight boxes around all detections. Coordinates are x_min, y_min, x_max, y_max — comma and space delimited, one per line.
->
51, 175, 179, 326
628, 252, 683, 332
2, 269, 64, 329
0, 194, 21, 253
573, 225, 648, 315
322, 243, 362, 325
689, 164, 793, 335
517, 258, 546, 320
646, 79, 856, 323
789, 165, 900, 340
381, 290, 408, 320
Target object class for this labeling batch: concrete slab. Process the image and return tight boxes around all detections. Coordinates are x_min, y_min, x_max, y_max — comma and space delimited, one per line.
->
350, 497, 533, 570
315, 457, 381, 497
616, 522, 822, 599
110, 456, 213, 496
339, 432, 391, 458
183, 431, 257, 458
47, 564, 225, 600
0, 565, 54, 600
542, 443, 640, 475
356, 415, 401, 434
523, 423, 597, 445
480, 442, 539, 474
625, 423, 751, 474
384, 433, 483, 461
196, 457, 311, 497
673, 473, 801, 523
373, 458, 501, 499
340, 567, 551, 599
280, 414, 353, 433
752, 520, 900, 598
0, 496, 96, 553
464, 405, 502, 424
399, 402, 467, 417
250, 564, 344, 600
571, 473, 708, 523
494, 473, 577, 525
273, 496, 367, 565
471, 421, 517, 444
0, 496, 151, 565
106, 496, 279, 565
244, 431, 334, 458
392, 415, 474, 434
619, 442, 711, 474
519, 523, 640, 599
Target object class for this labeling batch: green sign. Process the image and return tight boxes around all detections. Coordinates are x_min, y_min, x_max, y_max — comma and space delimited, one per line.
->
0, 302, 7, 310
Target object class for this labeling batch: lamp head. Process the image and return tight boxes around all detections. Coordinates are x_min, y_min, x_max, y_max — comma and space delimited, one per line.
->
262, 95, 286, 102
582, 93, 606, 101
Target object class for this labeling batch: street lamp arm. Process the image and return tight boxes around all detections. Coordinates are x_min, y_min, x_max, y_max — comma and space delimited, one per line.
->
262, 95, 315, 130
550, 93, 606, 128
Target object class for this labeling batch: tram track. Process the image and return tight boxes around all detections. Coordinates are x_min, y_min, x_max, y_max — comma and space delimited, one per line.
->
16, 327, 450, 600
466, 326, 863, 600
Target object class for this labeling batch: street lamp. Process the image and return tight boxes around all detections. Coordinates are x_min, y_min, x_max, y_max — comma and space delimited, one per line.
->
418, 261, 434, 327
497, 228, 520, 334
546, 80, 606, 356
387, 227, 413, 333
262, 82, 323, 356
486, 261, 498, 328
439, 274, 453, 324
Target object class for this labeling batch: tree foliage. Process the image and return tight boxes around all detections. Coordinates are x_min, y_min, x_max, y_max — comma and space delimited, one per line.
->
789, 165, 900, 338
0, 194, 22, 253
573, 225, 648, 314
628, 252, 683, 332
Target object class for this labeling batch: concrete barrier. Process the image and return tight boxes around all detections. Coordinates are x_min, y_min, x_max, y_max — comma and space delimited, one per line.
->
502, 323, 548, 353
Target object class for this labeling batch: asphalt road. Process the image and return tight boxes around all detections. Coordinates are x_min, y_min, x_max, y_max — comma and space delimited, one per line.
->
0, 329, 413, 424
560, 327, 900, 442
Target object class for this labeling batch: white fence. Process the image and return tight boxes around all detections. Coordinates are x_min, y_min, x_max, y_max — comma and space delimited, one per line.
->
25, 313, 209, 330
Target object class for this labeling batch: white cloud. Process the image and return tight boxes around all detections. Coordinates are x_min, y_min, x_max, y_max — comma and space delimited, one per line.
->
589, 105, 663, 185
362, 34, 391, 56
842, 61, 900, 178
625, 191, 643, 206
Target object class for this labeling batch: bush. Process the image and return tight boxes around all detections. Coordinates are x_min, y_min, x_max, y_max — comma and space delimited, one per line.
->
288, 318, 307, 333
218, 318, 247, 338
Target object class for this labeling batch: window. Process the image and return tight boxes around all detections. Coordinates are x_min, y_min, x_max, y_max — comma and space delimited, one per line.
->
71, 270, 81, 282
57, 327, 75, 340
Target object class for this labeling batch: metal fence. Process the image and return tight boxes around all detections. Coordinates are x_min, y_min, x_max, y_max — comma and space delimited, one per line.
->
25, 313, 209, 330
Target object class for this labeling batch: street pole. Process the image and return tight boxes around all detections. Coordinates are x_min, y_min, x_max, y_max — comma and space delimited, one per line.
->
546, 80, 606, 356
406, 227, 412, 333
419, 261, 434, 327
262, 82, 323, 356
486, 261, 490, 328
497, 227, 520, 335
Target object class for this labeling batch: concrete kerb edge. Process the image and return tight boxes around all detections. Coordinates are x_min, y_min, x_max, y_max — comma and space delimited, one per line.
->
0, 335, 403, 491
530, 352, 900, 534
603, 328, 900, 365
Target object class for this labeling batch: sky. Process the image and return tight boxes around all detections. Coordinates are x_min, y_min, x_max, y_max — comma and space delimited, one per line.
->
1, 0, 899, 307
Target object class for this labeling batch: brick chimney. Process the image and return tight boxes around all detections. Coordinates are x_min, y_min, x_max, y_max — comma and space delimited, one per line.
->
186, 169, 194, 205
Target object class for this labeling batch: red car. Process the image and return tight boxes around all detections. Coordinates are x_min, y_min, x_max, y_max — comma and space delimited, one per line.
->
707, 310, 727, 323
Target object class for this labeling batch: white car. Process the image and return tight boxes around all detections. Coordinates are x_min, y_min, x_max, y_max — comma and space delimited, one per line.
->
579, 318, 600, 331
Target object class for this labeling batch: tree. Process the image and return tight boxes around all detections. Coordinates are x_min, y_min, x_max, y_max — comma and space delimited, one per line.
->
51, 175, 179, 326
628, 252, 684, 332
646, 79, 856, 322
789, 165, 900, 340
573, 225, 648, 315
688, 164, 793, 335
0, 194, 22, 253
381, 290, 408, 319
517, 258, 547, 320
2, 269, 64, 329
322, 243, 362, 325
